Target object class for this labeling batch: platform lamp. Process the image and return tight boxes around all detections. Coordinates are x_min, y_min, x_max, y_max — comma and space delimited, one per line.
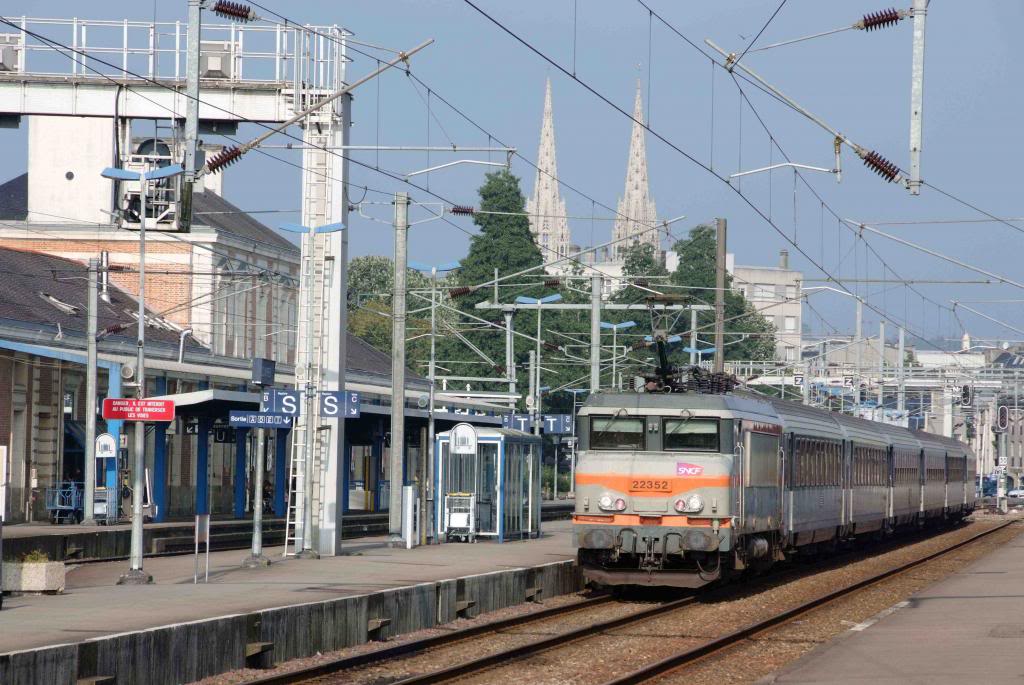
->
277, 221, 347, 557
600, 321, 637, 391
102, 163, 183, 585
409, 260, 460, 544
515, 294, 562, 438
564, 388, 589, 495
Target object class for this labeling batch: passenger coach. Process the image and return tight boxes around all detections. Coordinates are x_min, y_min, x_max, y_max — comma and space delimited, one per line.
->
572, 391, 976, 588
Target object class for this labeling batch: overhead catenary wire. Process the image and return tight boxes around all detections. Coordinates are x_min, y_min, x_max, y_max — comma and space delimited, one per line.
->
460, 0, 960, 367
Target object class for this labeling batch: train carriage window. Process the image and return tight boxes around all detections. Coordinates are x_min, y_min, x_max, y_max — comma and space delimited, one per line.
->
745, 431, 779, 487
815, 440, 823, 483
831, 442, 838, 486
663, 418, 719, 452
589, 416, 646, 450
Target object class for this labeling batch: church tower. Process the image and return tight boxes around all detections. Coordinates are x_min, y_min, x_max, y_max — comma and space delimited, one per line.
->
612, 80, 659, 261
527, 78, 572, 264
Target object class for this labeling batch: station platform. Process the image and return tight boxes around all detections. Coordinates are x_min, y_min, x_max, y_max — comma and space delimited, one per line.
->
768, 525, 1024, 685
0, 520, 578, 684
0, 501, 574, 563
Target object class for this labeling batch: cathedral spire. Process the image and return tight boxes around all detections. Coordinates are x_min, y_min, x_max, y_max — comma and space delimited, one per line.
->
612, 79, 659, 261
527, 78, 571, 264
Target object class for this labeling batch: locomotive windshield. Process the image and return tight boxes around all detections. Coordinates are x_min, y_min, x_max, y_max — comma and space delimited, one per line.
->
590, 416, 646, 450
663, 418, 719, 451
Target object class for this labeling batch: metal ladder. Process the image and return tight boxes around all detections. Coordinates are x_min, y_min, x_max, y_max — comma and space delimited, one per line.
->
283, 229, 328, 556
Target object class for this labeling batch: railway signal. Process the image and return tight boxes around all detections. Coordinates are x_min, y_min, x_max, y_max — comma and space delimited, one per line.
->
997, 404, 1010, 432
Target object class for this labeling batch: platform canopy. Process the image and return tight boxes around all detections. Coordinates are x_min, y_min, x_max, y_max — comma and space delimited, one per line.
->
147, 388, 260, 419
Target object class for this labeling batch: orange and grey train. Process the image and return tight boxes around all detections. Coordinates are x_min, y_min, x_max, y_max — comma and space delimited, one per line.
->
573, 391, 976, 588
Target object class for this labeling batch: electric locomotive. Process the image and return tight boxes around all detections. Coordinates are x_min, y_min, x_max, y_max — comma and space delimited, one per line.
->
572, 367, 976, 588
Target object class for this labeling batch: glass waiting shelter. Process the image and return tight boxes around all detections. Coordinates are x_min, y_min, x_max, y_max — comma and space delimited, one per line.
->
434, 426, 542, 543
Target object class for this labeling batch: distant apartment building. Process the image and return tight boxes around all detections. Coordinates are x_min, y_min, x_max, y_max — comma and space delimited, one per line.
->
730, 250, 802, 362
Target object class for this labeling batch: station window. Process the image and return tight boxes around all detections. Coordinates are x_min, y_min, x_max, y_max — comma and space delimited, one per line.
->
589, 416, 646, 451
663, 418, 719, 452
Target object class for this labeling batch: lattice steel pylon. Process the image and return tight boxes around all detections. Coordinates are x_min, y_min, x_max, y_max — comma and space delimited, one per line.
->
285, 27, 352, 557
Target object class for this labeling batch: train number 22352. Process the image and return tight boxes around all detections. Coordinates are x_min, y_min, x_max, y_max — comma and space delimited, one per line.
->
630, 479, 670, 492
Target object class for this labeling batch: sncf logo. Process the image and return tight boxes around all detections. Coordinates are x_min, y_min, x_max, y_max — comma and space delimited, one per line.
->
676, 463, 705, 477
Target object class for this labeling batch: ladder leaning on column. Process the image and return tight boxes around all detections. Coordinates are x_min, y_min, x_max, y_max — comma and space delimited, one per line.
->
284, 230, 329, 557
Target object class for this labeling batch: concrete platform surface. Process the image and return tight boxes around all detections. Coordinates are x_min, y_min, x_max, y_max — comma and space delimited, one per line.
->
0, 521, 574, 654
768, 528, 1024, 685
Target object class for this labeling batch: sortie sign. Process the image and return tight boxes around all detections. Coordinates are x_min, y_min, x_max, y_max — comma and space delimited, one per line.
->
102, 398, 175, 421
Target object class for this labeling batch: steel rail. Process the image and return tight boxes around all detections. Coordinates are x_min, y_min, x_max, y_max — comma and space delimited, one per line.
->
243, 594, 618, 685
600, 520, 1017, 685
388, 596, 699, 685
244, 521, 1005, 685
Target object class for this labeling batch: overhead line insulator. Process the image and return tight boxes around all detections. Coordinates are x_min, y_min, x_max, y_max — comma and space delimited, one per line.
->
206, 146, 242, 173
211, 1, 259, 22
858, 8, 904, 31
543, 278, 561, 287
448, 286, 474, 298
862, 150, 900, 182
450, 205, 475, 216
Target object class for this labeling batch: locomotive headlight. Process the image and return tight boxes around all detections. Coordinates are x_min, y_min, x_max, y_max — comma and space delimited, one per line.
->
598, 494, 614, 511
674, 494, 705, 513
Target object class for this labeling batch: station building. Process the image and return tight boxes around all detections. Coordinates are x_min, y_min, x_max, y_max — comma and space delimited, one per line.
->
0, 244, 501, 526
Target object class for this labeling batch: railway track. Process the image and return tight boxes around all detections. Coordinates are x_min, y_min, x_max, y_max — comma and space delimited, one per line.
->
600, 519, 1017, 685
245, 520, 1014, 685
244, 592, 623, 685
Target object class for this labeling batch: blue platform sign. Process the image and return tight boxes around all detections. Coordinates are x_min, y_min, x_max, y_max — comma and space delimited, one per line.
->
541, 414, 573, 434
260, 388, 360, 418
228, 411, 293, 428
501, 414, 572, 433
502, 414, 532, 431
261, 388, 301, 415
320, 390, 360, 418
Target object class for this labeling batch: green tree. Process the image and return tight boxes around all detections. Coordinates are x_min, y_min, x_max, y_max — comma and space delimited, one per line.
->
438, 171, 547, 400
347, 255, 429, 306
455, 170, 544, 287
621, 242, 668, 280
346, 255, 432, 371
670, 224, 776, 361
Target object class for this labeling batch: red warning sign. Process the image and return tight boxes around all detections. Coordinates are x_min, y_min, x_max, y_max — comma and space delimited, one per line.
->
102, 398, 175, 421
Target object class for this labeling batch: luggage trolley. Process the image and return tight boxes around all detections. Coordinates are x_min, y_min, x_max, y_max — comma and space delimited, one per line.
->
45, 481, 84, 524
443, 492, 476, 542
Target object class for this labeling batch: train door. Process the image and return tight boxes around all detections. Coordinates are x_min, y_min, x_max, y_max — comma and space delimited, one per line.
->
741, 426, 782, 533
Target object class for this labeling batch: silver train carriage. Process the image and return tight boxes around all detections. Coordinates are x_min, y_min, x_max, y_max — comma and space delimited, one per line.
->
573, 392, 976, 588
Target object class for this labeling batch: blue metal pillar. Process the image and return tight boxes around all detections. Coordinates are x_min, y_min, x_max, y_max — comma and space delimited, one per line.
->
152, 377, 168, 522
497, 440, 505, 543
105, 369, 123, 502
274, 428, 288, 517
342, 432, 351, 514
372, 422, 384, 511
196, 417, 211, 515
233, 427, 249, 518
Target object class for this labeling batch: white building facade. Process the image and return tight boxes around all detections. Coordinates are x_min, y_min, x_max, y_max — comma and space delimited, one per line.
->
730, 249, 803, 362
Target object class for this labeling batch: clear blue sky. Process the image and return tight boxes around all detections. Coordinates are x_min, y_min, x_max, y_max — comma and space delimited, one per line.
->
3, 1, 1023, 350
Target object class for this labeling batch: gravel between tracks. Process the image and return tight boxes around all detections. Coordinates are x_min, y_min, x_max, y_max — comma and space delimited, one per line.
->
194, 590, 637, 685
193, 516, 1018, 685
446, 519, 1018, 685
653, 518, 1022, 685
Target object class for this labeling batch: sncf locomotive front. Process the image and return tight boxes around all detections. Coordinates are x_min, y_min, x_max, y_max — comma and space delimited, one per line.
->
573, 393, 782, 588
